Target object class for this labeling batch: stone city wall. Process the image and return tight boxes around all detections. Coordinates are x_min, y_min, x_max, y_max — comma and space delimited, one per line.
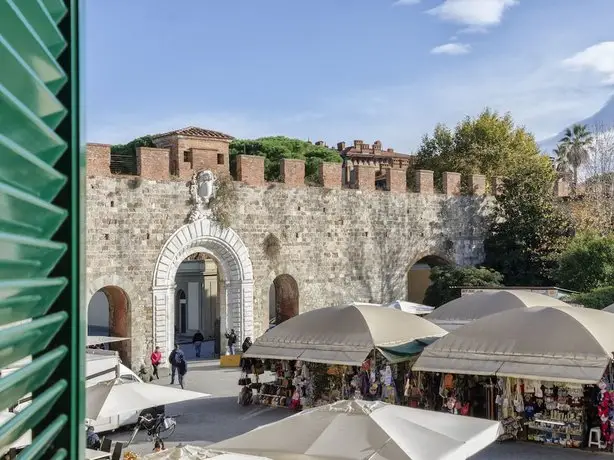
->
86, 144, 493, 366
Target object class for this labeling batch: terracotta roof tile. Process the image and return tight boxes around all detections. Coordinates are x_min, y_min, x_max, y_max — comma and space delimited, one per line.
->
152, 126, 234, 140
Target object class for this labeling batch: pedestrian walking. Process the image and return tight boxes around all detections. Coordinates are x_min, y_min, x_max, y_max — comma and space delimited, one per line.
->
224, 329, 238, 355
175, 348, 188, 389
168, 343, 184, 385
192, 330, 204, 358
150, 346, 162, 379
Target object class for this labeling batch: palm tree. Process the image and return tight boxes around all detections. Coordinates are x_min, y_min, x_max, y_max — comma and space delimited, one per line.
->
553, 145, 571, 181
558, 124, 593, 191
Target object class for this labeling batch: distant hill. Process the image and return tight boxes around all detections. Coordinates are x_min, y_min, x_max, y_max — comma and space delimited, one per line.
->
539, 94, 614, 155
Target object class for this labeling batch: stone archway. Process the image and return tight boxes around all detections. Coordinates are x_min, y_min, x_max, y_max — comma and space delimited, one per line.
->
152, 220, 254, 364
86, 285, 131, 364
407, 253, 450, 303
272, 274, 299, 324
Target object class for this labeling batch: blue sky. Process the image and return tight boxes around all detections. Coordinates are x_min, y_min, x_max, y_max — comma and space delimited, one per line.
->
85, 0, 614, 152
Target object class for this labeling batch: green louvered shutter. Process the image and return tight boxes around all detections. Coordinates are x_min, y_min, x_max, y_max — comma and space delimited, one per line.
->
0, 0, 84, 458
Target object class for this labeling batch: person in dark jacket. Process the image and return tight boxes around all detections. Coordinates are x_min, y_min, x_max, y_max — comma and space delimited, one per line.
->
168, 343, 185, 385
192, 330, 205, 358
224, 329, 238, 355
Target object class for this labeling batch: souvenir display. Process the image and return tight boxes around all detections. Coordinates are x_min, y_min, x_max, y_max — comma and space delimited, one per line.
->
525, 383, 585, 448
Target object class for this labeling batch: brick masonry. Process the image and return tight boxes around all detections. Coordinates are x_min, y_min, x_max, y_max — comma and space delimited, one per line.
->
86, 174, 489, 368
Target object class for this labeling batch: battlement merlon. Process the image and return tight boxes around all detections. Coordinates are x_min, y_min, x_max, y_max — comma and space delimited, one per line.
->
85, 131, 572, 197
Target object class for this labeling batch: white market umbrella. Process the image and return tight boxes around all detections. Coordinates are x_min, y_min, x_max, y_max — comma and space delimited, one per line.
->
415, 305, 614, 383
426, 290, 569, 331
86, 335, 130, 347
244, 304, 447, 365
141, 445, 272, 459
603, 303, 614, 313
385, 300, 434, 315
210, 400, 502, 460
86, 381, 210, 419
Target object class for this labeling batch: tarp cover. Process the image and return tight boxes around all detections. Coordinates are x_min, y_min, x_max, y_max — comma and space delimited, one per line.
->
426, 290, 569, 330
414, 305, 614, 384
210, 400, 502, 460
244, 304, 447, 365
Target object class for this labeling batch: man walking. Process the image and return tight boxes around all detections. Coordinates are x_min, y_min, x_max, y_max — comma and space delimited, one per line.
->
150, 346, 161, 379
192, 330, 204, 358
168, 344, 185, 385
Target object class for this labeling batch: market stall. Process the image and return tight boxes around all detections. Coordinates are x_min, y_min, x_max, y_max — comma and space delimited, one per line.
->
425, 290, 569, 331
413, 305, 614, 449
241, 304, 447, 410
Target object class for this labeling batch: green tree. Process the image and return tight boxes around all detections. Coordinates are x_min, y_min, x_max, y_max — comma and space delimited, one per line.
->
558, 123, 593, 191
229, 137, 341, 183
567, 286, 614, 310
423, 265, 504, 307
412, 109, 551, 190
557, 233, 614, 292
483, 163, 574, 286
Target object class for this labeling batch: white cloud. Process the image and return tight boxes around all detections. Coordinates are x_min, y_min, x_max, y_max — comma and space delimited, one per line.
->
393, 0, 420, 5
430, 42, 471, 55
428, 0, 518, 27
562, 41, 614, 84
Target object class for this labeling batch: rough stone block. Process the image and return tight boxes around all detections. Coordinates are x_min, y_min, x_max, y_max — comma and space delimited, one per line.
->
415, 170, 434, 194
319, 162, 341, 189
443, 172, 461, 196
281, 159, 305, 186
237, 155, 265, 186
355, 165, 376, 191
468, 174, 486, 195
385, 168, 406, 193
137, 147, 170, 180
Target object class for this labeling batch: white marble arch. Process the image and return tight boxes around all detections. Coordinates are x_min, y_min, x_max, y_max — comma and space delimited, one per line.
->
152, 220, 254, 364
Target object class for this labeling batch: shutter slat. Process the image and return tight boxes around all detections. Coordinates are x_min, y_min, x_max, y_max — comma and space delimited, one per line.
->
0, 85, 67, 166
0, 278, 67, 326
0, 381, 67, 449
13, 0, 67, 58
41, 0, 67, 24
1, 37, 67, 129
0, 182, 67, 239
0, 233, 66, 278
0, 1, 67, 92
18, 416, 68, 460
0, 0, 81, 456
0, 134, 67, 201
0, 312, 67, 369
0, 347, 67, 413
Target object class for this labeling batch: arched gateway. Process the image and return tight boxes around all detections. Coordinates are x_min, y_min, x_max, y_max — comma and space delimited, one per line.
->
152, 220, 254, 364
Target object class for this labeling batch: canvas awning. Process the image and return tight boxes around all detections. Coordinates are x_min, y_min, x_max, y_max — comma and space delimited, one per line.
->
426, 290, 569, 331
414, 305, 614, 384
385, 300, 434, 315
210, 400, 502, 460
245, 304, 447, 366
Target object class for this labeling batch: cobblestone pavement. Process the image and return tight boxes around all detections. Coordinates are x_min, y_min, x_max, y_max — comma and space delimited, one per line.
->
108, 345, 608, 459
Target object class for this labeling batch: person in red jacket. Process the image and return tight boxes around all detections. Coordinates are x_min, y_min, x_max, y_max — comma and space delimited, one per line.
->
150, 346, 162, 380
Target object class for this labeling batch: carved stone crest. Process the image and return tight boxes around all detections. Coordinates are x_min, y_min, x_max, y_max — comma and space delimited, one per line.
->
187, 170, 217, 222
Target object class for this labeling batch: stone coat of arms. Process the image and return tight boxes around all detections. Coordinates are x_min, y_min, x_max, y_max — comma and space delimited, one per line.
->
187, 170, 216, 222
